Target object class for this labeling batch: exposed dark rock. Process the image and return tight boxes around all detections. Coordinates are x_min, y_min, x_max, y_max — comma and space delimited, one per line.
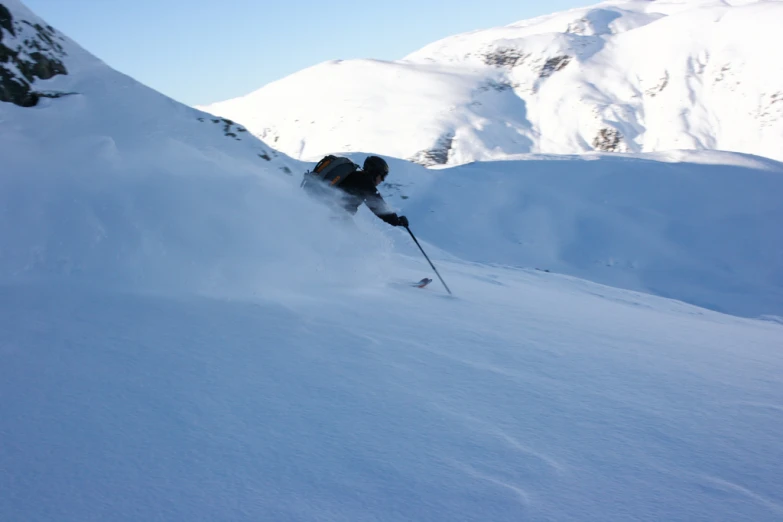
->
758, 91, 783, 125
258, 152, 271, 161
409, 132, 455, 166
645, 72, 669, 97
0, 4, 14, 37
199, 115, 249, 139
18, 51, 66, 81
21, 21, 64, 54
0, 67, 38, 106
476, 79, 513, 93
592, 128, 623, 152
221, 118, 237, 136
540, 55, 571, 78
482, 47, 528, 68
714, 64, 731, 83
0, 6, 68, 107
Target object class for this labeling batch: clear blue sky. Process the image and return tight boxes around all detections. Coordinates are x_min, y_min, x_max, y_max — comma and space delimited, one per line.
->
23, 0, 592, 106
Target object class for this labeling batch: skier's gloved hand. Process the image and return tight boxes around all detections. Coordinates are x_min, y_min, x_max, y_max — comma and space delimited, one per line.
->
397, 215, 409, 227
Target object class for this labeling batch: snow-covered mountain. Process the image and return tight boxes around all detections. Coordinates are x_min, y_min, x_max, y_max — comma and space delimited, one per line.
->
199, 0, 783, 165
0, 0, 292, 168
2, 1, 783, 520
0, 0, 301, 291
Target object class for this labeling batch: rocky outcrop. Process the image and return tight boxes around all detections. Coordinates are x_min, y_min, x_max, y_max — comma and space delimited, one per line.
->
482, 47, 529, 68
196, 115, 285, 169
644, 72, 669, 97
198, 116, 249, 139
0, 4, 68, 107
476, 79, 513, 93
409, 132, 455, 166
0, 4, 12, 35
540, 55, 571, 78
592, 127, 623, 152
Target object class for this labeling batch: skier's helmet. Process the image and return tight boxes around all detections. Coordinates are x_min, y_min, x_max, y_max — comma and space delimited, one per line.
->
364, 155, 389, 180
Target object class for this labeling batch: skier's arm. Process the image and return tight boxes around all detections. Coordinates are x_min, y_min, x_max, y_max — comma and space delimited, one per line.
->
365, 190, 404, 226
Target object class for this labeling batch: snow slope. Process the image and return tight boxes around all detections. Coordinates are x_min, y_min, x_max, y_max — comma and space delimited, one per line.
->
375, 151, 783, 319
0, 0, 306, 293
2, 1, 783, 521
199, 0, 783, 165
3, 263, 783, 522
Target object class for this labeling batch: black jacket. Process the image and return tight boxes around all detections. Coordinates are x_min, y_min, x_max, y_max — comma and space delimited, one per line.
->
336, 169, 402, 226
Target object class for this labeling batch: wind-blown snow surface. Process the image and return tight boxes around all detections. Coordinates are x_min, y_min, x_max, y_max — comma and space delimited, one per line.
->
2, 2, 783, 521
199, 0, 783, 165
3, 268, 783, 522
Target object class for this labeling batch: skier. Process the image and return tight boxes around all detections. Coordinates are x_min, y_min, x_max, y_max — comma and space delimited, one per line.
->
301, 154, 448, 293
304, 155, 409, 228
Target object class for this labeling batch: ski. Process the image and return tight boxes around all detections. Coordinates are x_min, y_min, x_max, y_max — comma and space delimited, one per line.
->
412, 278, 433, 288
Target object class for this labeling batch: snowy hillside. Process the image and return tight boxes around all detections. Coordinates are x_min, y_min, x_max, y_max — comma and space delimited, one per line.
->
0, 0, 303, 289
0, 0, 292, 175
4, 258, 783, 522
199, 0, 783, 165
2, 1, 783, 521
375, 150, 783, 319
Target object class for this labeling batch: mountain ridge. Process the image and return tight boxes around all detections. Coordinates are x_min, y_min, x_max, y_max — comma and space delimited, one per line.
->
199, 0, 783, 165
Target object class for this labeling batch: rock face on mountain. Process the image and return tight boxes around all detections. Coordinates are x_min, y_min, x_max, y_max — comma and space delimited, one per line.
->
0, 3, 68, 107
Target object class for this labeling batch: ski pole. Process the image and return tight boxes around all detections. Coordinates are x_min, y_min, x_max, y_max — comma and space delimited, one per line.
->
405, 226, 452, 295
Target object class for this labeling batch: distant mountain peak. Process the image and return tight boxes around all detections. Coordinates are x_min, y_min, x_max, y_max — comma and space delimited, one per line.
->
199, 0, 783, 165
